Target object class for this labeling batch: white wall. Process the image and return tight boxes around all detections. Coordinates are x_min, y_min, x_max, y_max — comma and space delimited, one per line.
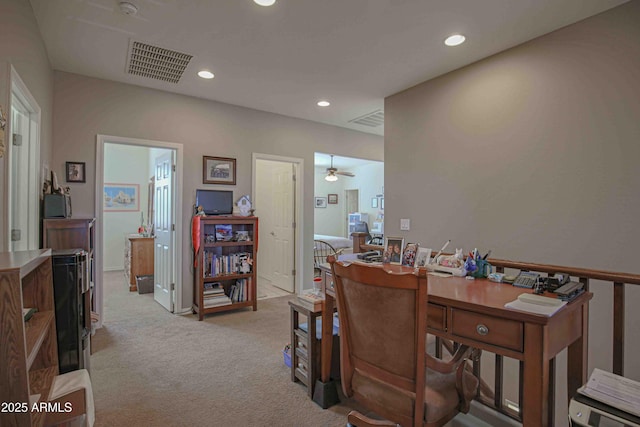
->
314, 166, 346, 236
314, 161, 384, 237
103, 144, 151, 271
51, 71, 383, 307
384, 2, 640, 424
347, 162, 384, 230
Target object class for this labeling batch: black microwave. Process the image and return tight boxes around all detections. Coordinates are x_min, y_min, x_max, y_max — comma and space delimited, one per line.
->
44, 194, 72, 218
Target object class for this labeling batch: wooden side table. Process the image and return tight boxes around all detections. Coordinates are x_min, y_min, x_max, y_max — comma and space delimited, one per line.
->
124, 235, 154, 291
289, 300, 322, 399
289, 300, 340, 402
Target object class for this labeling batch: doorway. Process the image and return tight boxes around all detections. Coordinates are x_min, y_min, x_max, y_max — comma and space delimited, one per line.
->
95, 135, 184, 327
6, 65, 40, 252
252, 153, 303, 295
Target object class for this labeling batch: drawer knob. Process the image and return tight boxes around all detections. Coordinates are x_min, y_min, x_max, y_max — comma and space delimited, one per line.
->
476, 324, 489, 336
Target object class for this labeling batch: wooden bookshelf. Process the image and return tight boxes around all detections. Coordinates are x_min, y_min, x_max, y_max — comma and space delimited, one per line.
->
192, 216, 258, 320
0, 249, 59, 426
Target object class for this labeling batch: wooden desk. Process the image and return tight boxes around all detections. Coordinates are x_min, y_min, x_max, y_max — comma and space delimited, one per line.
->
318, 263, 592, 427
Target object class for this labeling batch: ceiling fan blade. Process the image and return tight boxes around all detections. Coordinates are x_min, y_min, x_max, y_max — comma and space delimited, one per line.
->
335, 171, 355, 177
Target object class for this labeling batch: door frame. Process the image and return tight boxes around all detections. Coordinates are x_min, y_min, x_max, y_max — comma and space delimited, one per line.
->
252, 153, 304, 294
96, 134, 184, 326
1, 64, 41, 251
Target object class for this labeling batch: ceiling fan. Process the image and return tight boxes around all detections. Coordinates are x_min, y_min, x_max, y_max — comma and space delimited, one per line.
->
325, 155, 355, 182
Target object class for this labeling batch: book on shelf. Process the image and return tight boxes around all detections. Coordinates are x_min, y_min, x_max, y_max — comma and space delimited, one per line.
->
203, 252, 253, 277
23, 307, 37, 322
297, 291, 324, 311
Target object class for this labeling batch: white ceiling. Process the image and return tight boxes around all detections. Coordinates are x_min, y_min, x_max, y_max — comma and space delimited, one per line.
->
30, 0, 627, 136
314, 153, 381, 170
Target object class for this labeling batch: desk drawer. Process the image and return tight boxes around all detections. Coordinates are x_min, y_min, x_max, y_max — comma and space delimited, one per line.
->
451, 309, 523, 352
427, 303, 446, 331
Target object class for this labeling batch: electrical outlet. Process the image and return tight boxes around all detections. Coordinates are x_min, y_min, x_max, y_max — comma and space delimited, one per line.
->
400, 218, 410, 231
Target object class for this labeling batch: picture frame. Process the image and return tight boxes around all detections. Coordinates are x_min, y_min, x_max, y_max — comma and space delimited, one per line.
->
383, 236, 405, 265
414, 247, 433, 268
381, 197, 384, 210
371, 197, 378, 208
103, 183, 139, 212
65, 161, 86, 183
328, 193, 338, 204
402, 243, 419, 267
203, 156, 236, 185
315, 197, 327, 208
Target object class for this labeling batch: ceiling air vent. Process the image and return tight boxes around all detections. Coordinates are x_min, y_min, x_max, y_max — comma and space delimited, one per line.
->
126, 40, 193, 84
348, 109, 384, 127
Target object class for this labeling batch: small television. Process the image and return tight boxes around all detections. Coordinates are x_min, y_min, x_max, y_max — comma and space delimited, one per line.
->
195, 190, 233, 215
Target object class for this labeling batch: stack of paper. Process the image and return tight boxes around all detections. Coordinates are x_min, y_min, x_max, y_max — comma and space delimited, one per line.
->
504, 293, 566, 316
578, 368, 640, 417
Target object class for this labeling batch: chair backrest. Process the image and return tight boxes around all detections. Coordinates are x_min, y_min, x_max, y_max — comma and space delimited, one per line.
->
313, 240, 338, 270
329, 257, 428, 423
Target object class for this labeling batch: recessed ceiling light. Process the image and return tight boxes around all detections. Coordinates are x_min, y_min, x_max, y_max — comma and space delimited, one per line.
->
198, 70, 214, 79
254, 0, 276, 6
317, 100, 330, 107
444, 34, 466, 47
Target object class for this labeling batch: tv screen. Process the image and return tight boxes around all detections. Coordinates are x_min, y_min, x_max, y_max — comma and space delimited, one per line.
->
196, 190, 233, 215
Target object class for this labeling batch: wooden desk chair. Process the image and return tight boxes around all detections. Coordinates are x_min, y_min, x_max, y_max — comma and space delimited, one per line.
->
328, 257, 478, 427
313, 240, 340, 277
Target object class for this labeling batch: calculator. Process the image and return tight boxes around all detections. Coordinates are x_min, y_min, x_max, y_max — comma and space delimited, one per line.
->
512, 271, 540, 289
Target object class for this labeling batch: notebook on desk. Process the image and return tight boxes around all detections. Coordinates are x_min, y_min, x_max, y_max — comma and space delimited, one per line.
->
505, 293, 566, 316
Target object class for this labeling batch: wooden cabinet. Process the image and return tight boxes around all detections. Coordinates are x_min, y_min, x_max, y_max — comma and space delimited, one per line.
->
124, 235, 154, 291
42, 218, 95, 312
0, 249, 59, 427
193, 216, 258, 320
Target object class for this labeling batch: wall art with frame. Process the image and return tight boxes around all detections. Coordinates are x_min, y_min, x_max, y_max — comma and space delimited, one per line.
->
104, 183, 139, 212
315, 197, 327, 208
66, 161, 86, 183
203, 156, 236, 185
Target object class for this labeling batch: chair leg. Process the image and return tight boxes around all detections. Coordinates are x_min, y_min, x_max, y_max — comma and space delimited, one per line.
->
347, 410, 398, 427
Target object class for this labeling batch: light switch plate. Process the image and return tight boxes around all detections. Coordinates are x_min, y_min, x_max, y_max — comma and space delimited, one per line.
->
400, 218, 410, 231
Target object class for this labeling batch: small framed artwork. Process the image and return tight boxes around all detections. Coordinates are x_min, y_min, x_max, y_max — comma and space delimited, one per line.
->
371, 197, 378, 208
402, 243, 419, 267
381, 197, 384, 210
383, 236, 405, 265
203, 156, 236, 185
414, 247, 433, 268
104, 183, 139, 211
328, 194, 338, 204
66, 161, 86, 183
315, 197, 327, 208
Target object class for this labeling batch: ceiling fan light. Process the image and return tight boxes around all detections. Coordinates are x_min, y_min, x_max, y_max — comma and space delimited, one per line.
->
325, 174, 338, 182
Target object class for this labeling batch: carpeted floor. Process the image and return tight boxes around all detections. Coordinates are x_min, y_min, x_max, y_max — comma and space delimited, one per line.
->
91, 271, 361, 426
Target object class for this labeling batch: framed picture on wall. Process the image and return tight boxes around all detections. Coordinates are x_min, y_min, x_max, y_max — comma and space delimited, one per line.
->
328, 194, 338, 204
371, 197, 378, 208
315, 197, 327, 208
66, 161, 86, 183
203, 156, 236, 185
103, 183, 140, 212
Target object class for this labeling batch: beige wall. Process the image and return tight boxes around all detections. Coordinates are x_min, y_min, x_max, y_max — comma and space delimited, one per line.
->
52, 71, 383, 309
0, 0, 53, 248
385, 2, 640, 423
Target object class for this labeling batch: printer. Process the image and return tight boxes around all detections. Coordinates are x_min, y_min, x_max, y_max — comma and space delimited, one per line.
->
570, 369, 640, 427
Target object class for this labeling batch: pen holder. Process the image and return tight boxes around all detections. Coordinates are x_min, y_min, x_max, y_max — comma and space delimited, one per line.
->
472, 260, 492, 278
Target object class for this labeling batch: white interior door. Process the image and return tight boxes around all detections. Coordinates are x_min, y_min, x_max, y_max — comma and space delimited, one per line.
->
256, 160, 295, 292
154, 151, 175, 311
8, 71, 39, 252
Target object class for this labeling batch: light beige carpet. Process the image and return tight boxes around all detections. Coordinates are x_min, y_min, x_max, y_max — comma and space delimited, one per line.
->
91, 271, 359, 426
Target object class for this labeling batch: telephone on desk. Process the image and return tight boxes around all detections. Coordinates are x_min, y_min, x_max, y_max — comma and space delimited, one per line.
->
357, 251, 382, 262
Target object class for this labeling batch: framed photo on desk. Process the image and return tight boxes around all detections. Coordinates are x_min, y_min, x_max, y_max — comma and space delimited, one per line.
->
383, 237, 404, 265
